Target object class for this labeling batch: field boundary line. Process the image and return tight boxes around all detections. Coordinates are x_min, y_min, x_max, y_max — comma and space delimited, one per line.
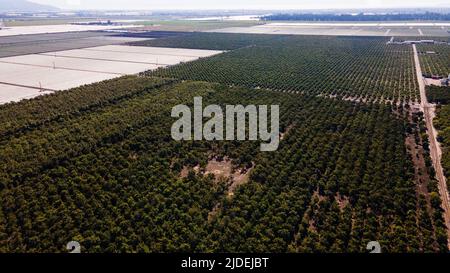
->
0, 81, 57, 92
38, 52, 172, 66
0, 60, 126, 76
81, 47, 211, 58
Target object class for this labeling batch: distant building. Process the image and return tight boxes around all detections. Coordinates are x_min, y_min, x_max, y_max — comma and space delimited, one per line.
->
71, 20, 118, 26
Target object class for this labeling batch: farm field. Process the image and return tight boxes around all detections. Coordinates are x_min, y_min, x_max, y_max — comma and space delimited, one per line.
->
129, 32, 290, 50
130, 20, 263, 32
418, 44, 450, 77
210, 22, 450, 37
84, 44, 223, 57
3, 19, 98, 27
0, 45, 222, 104
42, 46, 223, 62
427, 86, 450, 104
0, 31, 118, 45
0, 24, 140, 37
0, 84, 54, 103
0, 62, 118, 91
435, 103, 450, 185
144, 35, 419, 103
0, 32, 152, 58
430, 85, 450, 192
0, 23, 449, 254
0, 76, 447, 253
0, 54, 160, 74
419, 45, 450, 198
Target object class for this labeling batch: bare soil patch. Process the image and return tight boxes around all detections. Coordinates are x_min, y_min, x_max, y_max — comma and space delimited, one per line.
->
180, 157, 253, 196
424, 78, 442, 87
335, 193, 350, 211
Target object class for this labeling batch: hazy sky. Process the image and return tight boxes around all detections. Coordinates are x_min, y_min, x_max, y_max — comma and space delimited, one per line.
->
31, 0, 449, 10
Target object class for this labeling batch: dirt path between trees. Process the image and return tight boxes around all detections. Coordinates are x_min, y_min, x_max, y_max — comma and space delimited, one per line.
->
413, 44, 450, 249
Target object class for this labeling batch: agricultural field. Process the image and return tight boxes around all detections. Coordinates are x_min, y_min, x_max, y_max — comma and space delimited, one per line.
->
144, 35, 419, 103
0, 74, 447, 253
0, 20, 449, 254
0, 54, 159, 74
418, 44, 450, 77
131, 20, 263, 32
427, 86, 450, 104
436, 105, 450, 184
43, 45, 223, 61
3, 18, 104, 27
433, 87, 450, 191
0, 84, 53, 103
0, 31, 130, 58
421, 46, 450, 196
129, 32, 291, 50
0, 24, 136, 37
210, 22, 450, 37
0, 35, 149, 58
0, 31, 115, 45
0, 45, 222, 104
0, 61, 119, 91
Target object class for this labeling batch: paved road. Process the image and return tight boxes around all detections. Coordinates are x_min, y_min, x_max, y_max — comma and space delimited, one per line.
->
413, 44, 450, 249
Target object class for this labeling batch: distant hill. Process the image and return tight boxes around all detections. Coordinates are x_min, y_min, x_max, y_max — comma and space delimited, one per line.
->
0, 0, 59, 12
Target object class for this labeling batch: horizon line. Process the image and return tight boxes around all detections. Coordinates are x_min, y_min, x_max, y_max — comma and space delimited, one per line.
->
28, 7, 450, 12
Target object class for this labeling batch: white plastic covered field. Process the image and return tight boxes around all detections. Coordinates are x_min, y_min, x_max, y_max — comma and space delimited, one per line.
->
0, 84, 54, 103
0, 45, 223, 104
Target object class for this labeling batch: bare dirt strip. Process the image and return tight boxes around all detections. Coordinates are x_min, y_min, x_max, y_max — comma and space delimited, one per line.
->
413, 44, 450, 249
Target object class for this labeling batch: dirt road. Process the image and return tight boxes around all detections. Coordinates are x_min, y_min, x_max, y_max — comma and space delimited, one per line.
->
413, 44, 450, 249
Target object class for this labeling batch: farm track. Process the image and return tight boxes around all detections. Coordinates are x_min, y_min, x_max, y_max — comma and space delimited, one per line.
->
413, 44, 450, 249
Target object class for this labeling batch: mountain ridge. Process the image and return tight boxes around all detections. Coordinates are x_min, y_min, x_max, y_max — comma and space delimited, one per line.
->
0, 0, 59, 12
